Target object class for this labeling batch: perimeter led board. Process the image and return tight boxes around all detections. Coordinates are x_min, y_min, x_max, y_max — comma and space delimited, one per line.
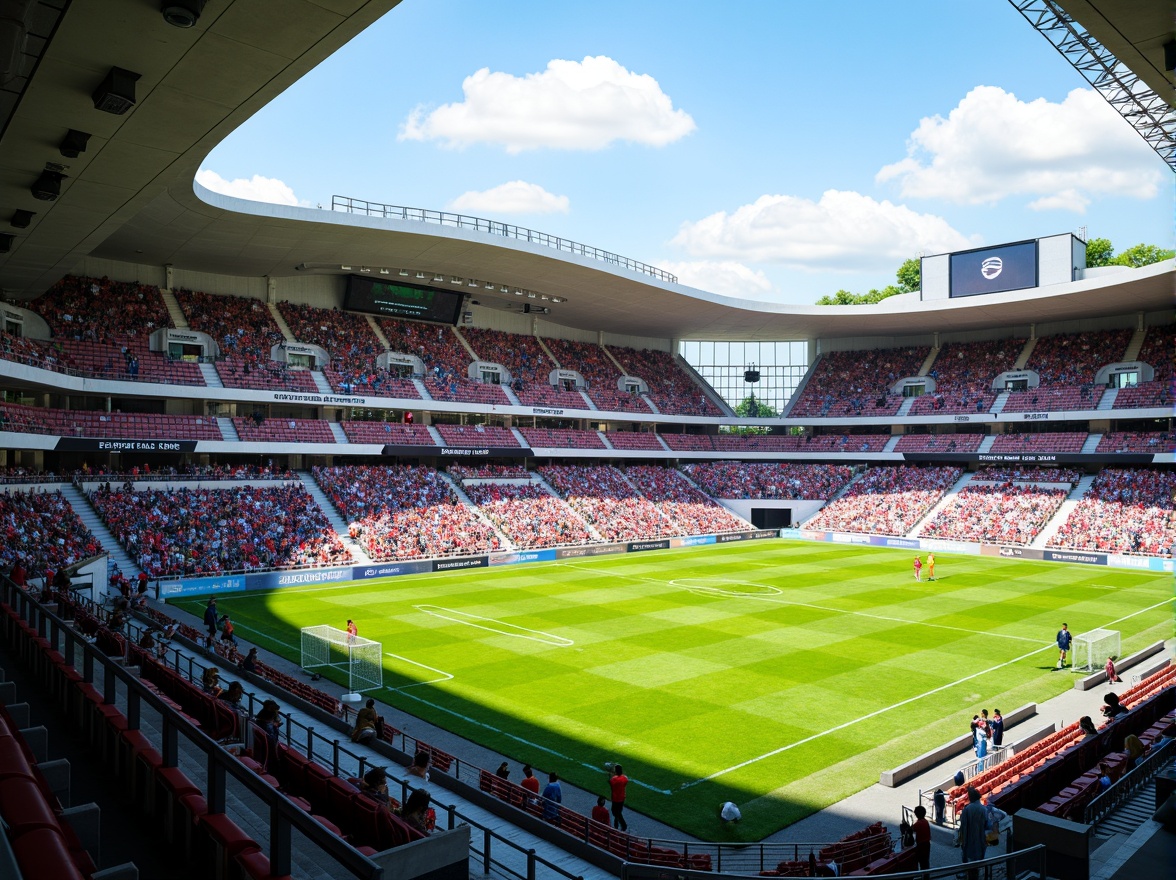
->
950, 241, 1038, 298
344, 276, 464, 324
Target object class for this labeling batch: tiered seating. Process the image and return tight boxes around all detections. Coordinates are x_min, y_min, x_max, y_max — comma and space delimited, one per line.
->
1048, 468, 1176, 556
378, 318, 509, 404
218, 357, 319, 392
277, 301, 383, 361
325, 365, 419, 398
911, 338, 1025, 414
539, 465, 674, 540
89, 484, 351, 576
624, 466, 748, 533
606, 346, 722, 415
1001, 385, 1104, 412
681, 462, 855, 500
989, 432, 1087, 453
341, 421, 435, 445
661, 433, 717, 451
55, 339, 204, 385
461, 326, 573, 406
0, 489, 104, 578
893, 434, 985, 452
231, 417, 336, 444
464, 482, 596, 549
0, 403, 222, 440
974, 466, 1083, 484
0, 330, 71, 374
1115, 324, 1174, 409
313, 465, 501, 560
542, 337, 652, 413
1096, 431, 1176, 453
516, 384, 591, 408
806, 466, 963, 536
713, 434, 890, 453
950, 722, 1083, 817
920, 483, 1067, 544
788, 346, 929, 418
519, 427, 606, 449
605, 432, 665, 451
434, 424, 520, 447
450, 464, 530, 480
1026, 327, 1133, 385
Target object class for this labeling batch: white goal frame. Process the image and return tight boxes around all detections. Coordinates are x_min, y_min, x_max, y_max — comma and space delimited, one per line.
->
1072, 628, 1120, 674
300, 625, 383, 694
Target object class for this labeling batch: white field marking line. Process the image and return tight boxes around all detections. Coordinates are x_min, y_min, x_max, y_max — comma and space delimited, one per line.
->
383, 653, 453, 689
415, 605, 574, 647
680, 596, 1174, 789
677, 580, 1044, 644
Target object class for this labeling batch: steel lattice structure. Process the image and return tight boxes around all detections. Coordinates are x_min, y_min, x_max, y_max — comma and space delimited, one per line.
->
1011, 0, 1176, 170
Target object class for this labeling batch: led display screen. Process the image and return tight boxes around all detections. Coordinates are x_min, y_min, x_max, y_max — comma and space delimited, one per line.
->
950, 241, 1038, 297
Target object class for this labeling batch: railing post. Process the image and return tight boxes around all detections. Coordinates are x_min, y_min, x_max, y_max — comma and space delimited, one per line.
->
303, 724, 312, 755
526, 849, 536, 880
482, 827, 491, 876
270, 801, 292, 878
447, 803, 455, 830
332, 738, 340, 776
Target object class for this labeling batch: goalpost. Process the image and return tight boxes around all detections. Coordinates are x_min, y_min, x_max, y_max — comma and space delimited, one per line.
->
1072, 628, 1120, 674
301, 625, 383, 698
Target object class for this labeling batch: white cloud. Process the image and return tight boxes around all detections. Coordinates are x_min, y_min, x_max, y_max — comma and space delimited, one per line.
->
399, 55, 696, 153
876, 86, 1163, 212
195, 169, 303, 206
449, 181, 569, 215
660, 260, 775, 300
671, 190, 974, 271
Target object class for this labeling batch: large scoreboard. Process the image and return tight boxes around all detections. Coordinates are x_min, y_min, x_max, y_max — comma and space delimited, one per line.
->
343, 275, 465, 325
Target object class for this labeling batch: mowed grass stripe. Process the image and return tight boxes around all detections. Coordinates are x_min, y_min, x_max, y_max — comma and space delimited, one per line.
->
174, 540, 1171, 839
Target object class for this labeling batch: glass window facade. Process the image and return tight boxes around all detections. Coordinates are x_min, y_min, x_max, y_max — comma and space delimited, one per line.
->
679, 340, 809, 416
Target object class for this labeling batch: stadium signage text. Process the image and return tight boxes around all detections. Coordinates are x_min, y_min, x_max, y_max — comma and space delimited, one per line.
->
54, 438, 198, 453
531, 408, 565, 416
953, 415, 972, 422
275, 567, 353, 586
380, 444, 529, 459
629, 540, 670, 552
272, 392, 365, 405
1023, 413, 1049, 420
433, 556, 488, 571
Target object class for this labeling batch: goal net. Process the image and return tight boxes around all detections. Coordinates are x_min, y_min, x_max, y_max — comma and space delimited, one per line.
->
1072, 628, 1120, 674
300, 625, 383, 693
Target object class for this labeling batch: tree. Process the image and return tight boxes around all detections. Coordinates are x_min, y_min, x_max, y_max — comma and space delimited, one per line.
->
734, 395, 776, 419
1112, 243, 1175, 268
1085, 237, 1115, 268
896, 257, 921, 293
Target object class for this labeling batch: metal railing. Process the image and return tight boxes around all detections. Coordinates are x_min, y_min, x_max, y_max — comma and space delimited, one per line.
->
1084, 738, 1175, 825
331, 196, 677, 284
0, 348, 206, 387
919, 745, 1013, 827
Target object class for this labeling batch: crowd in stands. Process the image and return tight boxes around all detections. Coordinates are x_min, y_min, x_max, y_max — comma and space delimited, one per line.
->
541, 337, 651, 413
341, 421, 434, 445
326, 364, 419, 398
277, 301, 383, 371
0, 403, 222, 440
1048, 468, 1176, 557
0, 489, 104, 580
463, 482, 596, 549
659, 433, 889, 453
806, 466, 962, 535
607, 346, 722, 416
1025, 328, 1132, 385
974, 466, 1082, 484
89, 484, 350, 576
1115, 324, 1174, 410
660, 433, 720, 451
463, 326, 552, 388
1001, 384, 1104, 412
375, 319, 509, 405
682, 462, 854, 500
788, 346, 928, 418
519, 427, 605, 449
605, 431, 665, 450
449, 464, 531, 480
1096, 431, 1175, 453
624, 466, 747, 533
539, 465, 675, 540
893, 434, 985, 453
232, 416, 336, 444
0, 462, 296, 484
434, 424, 519, 447
921, 483, 1067, 544
989, 432, 1087, 453
910, 338, 1026, 415
313, 465, 501, 560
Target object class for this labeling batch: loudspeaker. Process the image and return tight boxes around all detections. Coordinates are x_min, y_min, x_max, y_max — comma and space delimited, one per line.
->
92, 67, 140, 115
0, 233, 14, 254
10, 209, 34, 228
59, 129, 91, 158
31, 170, 63, 201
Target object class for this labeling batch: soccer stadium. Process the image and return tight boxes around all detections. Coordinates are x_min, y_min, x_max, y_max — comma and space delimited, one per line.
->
0, 2, 1171, 879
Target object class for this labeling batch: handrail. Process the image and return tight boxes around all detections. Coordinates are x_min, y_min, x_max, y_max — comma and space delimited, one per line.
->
1084, 736, 1176, 825
0, 348, 205, 386
331, 195, 677, 284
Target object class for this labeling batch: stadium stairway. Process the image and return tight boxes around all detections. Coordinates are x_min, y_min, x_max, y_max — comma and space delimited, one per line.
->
1122, 326, 1147, 362
426, 425, 444, 444
909, 470, 974, 538
267, 303, 296, 341
502, 385, 523, 406
1082, 434, 1103, 453
160, 288, 189, 329
916, 346, 939, 377
978, 435, 997, 452
436, 471, 516, 551
642, 394, 661, 414
1012, 337, 1037, 370
216, 417, 240, 441
311, 370, 334, 394
509, 427, 528, 447
531, 473, 606, 542
412, 377, 432, 399
598, 431, 614, 450
895, 397, 917, 417
296, 471, 374, 565
366, 315, 391, 349
328, 423, 349, 444
59, 483, 142, 578
450, 325, 479, 360
1096, 389, 1119, 410
198, 362, 223, 388
989, 392, 1010, 415
882, 436, 900, 452
779, 353, 822, 419
655, 434, 672, 452
1031, 474, 1096, 548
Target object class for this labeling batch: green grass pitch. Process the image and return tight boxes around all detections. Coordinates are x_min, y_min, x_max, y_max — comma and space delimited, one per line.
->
173, 540, 1173, 840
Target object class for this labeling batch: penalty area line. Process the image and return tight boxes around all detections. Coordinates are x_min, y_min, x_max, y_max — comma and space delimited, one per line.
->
680, 596, 1172, 789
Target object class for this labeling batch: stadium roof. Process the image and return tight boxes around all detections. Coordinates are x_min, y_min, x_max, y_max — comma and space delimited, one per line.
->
0, 0, 1170, 343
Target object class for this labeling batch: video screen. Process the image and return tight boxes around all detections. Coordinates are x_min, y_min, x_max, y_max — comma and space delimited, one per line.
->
950, 241, 1038, 297
344, 276, 464, 324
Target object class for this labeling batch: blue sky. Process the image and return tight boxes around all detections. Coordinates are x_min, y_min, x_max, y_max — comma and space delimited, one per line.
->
198, 0, 1172, 304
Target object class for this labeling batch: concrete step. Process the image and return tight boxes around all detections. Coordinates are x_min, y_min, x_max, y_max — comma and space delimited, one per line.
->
437, 471, 515, 551
509, 427, 528, 448
216, 417, 239, 441
451, 325, 478, 359
531, 473, 606, 542
883, 435, 900, 452
413, 377, 433, 400
198, 362, 223, 388
910, 470, 974, 538
267, 303, 296, 342
1032, 474, 1095, 548
1121, 327, 1146, 363
598, 432, 614, 450
917, 347, 939, 377
1082, 433, 1102, 453
502, 385, 522, 406
311, 371, 334, 394
160, 288, 189, 329
896, 397, 916, 416
1096, 388, 1119, 410
642, 394, 661, 414
366, 315, 391, 350
989, 392, 1010, 415
296, 471, 373, 565
328, 422, 348, 444
978, 435, 996, 452
59, 483, 141, 581
1013, 337, 1037, 370
426, 425, 443, 444
579, 390, 597, 410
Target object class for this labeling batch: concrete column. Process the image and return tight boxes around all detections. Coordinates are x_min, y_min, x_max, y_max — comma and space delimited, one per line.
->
266, 276, 278, 304
164, 264, 174, 290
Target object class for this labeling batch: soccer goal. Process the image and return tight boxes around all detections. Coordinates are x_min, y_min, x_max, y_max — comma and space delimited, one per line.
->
300, 625, 383, 696
1072, 628, 1120, 674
